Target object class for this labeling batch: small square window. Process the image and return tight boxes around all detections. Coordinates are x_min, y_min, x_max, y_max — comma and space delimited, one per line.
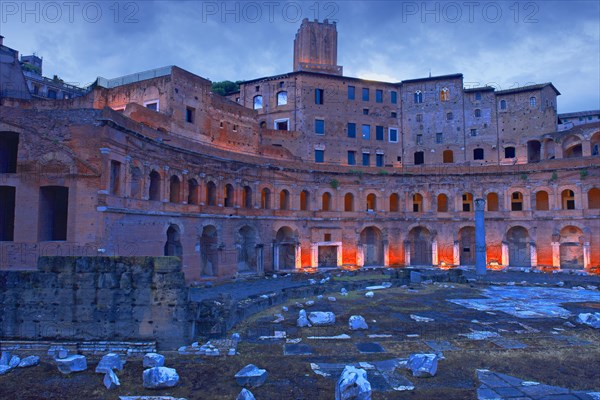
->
186, 106, 195, 123
376, 126, 384, 141
348, 151, 356, 165
436, 132, 443, 143
348, 86, 355, 100
363, 108, 369, 115
315, 88, 324, 104
315, 119, 325, 135
315, 149, 324, 163
504, 147, 515, 158
145, 101, 158, 111
362, 152, 370, 166
255, 85, 260, 92
348, 122, 356, 138
362, 124, 371, 140
475, 92, 482, 100
470, 128, 477, 137
391, 112, 397, 118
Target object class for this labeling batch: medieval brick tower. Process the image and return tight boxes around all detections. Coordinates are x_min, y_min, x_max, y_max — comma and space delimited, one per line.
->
293, 18, 343, 75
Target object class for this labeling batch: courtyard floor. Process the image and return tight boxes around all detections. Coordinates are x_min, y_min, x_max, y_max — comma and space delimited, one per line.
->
1, 269, 599, 399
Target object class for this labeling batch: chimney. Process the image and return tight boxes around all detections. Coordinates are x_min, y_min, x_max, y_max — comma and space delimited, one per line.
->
0, 35, 4, 46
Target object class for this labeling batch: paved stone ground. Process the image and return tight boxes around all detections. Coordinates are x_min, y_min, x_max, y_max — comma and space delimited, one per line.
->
230, 270, 600, 399
477, 369, 600, 400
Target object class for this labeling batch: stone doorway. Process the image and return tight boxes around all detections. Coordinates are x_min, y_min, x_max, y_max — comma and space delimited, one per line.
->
408, 226, 431, 266
458, 226, 475, 266
506, 226, 531, 267
360, 226, 383, 266
559, 226, 584, 269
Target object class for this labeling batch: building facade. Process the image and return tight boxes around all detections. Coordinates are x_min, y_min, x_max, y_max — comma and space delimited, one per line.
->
0, 20, 599, 282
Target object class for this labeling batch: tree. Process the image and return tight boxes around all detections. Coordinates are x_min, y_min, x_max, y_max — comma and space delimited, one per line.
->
211, 80, 242, 96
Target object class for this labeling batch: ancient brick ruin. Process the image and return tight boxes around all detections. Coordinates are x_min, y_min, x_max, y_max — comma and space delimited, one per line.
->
0, 19, 598, 283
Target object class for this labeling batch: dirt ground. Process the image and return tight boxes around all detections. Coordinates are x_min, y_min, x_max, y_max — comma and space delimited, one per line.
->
1, 274, 599, 400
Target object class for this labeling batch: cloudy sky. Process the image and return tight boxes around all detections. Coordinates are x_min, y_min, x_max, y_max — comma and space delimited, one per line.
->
1, 0, 598, 112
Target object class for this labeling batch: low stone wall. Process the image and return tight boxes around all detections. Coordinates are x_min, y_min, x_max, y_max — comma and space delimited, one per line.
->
0, 256, 192, 350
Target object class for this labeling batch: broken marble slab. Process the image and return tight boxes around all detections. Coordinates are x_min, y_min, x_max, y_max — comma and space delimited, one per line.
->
365, 282, 392, 291
410, 314, 434, 323
307, 334, 351, 340
460, 330, 500, 340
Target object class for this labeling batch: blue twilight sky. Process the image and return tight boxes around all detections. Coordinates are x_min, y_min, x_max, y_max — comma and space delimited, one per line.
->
1, 0, 598, 113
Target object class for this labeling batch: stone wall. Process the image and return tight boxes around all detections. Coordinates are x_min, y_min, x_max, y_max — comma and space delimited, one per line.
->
0, 256, 191, 350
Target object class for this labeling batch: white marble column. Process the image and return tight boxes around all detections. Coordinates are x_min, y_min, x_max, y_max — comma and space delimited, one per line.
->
551, 241, 560, 268
432, 239, 438, 266
295, 244, 302, 270
310, 244, 318, 268
529, 242, 538, 268
356, 244, 364, 267
273, 244, 280, 271
583, 242, 591, 270
453, 241, 460, 266
404, 240, 411, 267
383, 240, 390, 267
501, 241, 509, 266
336, 244, 343, 268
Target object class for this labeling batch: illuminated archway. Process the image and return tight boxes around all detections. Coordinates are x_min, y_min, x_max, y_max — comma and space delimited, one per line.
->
408, 226, 431, 266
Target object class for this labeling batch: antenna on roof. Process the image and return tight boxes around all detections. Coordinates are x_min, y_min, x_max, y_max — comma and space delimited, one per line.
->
429, 69, 431, 78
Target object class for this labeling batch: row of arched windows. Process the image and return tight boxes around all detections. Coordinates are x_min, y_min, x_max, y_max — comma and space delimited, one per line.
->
144, 171, 600, 213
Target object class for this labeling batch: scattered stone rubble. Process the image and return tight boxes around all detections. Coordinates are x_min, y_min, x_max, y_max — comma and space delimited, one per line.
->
406, 354, 439, 377
143, 367, 180, 389
335, 366, 372, 400
349, 315, 369, 330
234, 364, 268, 388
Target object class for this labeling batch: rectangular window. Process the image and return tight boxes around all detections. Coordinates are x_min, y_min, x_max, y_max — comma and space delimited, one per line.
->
315, 119, 325, 135
416, 134, 423, 145
376, 153, 384, 167
414, 151, 424, 165
391, 112, 397, 118
376, 126, 384, 141
504, 147, 515, 158
185, 107, 195, 123
109, 160, 121, 195
348, 86, 355, 100
436, 132, 443, 143
362, 153, 370, 166
388, 128, 398, 143
447, 112, 453, 121
362, 88, 369, 101
470, 128, 478, 137
362, 124, 371, 140
416, 114, 423, 122
274, 118, 289, 131
391, 91, 397, 104
47, 89, 57, 99
38, 186, 69, 241
376, 89, 383, 103
347, 122, 356, 138
315, 149, 324, 163
347, 151, 356, 165
0, 186, 16, 241
315, 88, 324, 104
144, 101, 159, 111
363, 108, 369, 115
